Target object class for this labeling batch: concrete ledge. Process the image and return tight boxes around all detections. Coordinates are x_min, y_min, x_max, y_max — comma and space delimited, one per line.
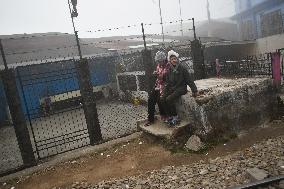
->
137, 116, 190, 140
176, 77, 275, 140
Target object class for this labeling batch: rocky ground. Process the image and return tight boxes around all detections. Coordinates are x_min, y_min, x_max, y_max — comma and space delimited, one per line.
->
1, 122, 284, 189
61, 134, 284, 189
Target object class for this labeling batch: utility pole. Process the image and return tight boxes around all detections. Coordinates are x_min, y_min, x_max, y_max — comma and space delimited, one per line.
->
67, 0, 103, 144
207, 0, 212, 37
141, 23, 147, 50
67, 0, 82, 59
192, 18, 197, 40
207, 0, 211, 22
158, 0, 165, 43
178, 0, 184, 37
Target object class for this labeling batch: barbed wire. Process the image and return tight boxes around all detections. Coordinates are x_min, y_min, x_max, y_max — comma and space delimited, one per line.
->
83, 18, 194, 33
1, 42, 194, 70
4, 36, 145, 56
5, 45, 78, 56
144, 18, 193, 26
2, 17, 195, 58
84, 24, 139, 33
1, 33, 72, 41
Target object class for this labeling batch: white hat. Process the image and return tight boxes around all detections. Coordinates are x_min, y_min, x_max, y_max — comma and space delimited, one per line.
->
167, 50, 179, 61
154, 51, 167, 62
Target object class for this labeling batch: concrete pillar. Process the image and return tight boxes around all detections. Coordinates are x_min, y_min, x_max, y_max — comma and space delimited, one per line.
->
0, 69, 36, 167
142, 49, 155, 94
76, 59, 102, 145
191, 39, 206, 80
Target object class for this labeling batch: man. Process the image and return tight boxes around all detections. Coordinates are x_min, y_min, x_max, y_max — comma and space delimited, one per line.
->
162, 50, 198, 126
145, 51, 170, 126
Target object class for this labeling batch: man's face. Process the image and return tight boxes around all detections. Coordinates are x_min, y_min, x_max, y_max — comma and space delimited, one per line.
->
170, 56, 177, 65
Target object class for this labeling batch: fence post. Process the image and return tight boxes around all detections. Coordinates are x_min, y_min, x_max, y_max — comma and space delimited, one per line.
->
0, 69, 36, 167
76, 59, 102, 145
191, 39, 206, 80
142, 49, 155, 94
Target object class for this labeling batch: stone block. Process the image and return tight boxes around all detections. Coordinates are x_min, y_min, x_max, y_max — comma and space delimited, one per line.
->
137, 116, 190, 141
185, 135, 204, 151
246, 167, 268, 181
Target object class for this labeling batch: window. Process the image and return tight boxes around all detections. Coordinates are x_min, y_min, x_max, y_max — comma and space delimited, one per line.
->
260, 9, 283, 37
240, 19, 255, 40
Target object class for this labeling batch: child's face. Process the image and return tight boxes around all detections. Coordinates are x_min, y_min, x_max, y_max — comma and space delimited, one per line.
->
157, 60, 166, 65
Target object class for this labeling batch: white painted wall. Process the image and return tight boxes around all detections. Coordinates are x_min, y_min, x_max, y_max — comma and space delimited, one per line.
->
255, 33, 284, 53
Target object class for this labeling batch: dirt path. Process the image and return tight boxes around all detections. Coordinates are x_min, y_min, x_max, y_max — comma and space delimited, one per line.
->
2, 122, 284, 189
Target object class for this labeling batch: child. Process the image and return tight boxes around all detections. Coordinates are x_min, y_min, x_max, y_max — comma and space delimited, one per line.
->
145, 51, 170, 126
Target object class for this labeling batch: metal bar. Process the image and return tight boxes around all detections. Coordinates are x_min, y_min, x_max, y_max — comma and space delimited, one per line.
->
37, 138, 90, 160
158, 0, 165, 43
23, 106, 83, 119
67, 0, 82, 60
270, 52, 273, 78
16, 68, 41, 158
178, 0, 184, 37
229, 175, 284, 189
37, 134, 89, 151
0, 39, 8, 70
192, 18, 197, 40
36, 128, 88, 144
141, 23, 147, 50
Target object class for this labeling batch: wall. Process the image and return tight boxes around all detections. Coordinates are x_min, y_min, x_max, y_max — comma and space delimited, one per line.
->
14, 58, 116, 119
176, 78, 275, 140
204, 42, 256, 61
234, 0, 284, 40
204, 32, 284, 58
250, 0, 266, 7
255, 33, 284, 53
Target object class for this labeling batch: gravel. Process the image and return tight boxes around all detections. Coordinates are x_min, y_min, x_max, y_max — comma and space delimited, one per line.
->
61, 135, 284, 189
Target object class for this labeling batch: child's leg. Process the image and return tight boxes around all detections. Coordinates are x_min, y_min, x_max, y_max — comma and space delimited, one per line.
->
157, 94, 167, 120
146, 90, 159, 125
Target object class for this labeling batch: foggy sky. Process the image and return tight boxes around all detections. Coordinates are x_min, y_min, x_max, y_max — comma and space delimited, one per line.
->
0, 0, 235, 38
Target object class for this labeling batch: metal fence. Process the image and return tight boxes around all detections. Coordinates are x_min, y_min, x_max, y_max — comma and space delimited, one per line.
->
204, 53, 273, 78
0, 16, 200, 176
16, 60, 90, 159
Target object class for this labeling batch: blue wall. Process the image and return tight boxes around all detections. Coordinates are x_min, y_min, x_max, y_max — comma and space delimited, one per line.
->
13, 57, 116, 119
16, 60, 79, 118
88, 56, 116, 86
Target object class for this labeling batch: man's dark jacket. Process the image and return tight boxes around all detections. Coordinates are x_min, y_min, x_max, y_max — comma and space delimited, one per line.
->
164, 63, 197, 96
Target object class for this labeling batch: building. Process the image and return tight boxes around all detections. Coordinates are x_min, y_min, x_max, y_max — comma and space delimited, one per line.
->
233, 0, 284, 40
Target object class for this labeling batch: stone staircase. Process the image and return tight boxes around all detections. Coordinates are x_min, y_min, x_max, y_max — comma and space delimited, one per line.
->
137, 116, 191, 141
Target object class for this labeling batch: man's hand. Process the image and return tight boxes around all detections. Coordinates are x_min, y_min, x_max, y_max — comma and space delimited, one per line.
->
192, 91, 199, 98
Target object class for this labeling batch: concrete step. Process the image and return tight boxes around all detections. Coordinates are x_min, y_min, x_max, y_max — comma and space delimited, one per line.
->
137, 116, 190, 140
